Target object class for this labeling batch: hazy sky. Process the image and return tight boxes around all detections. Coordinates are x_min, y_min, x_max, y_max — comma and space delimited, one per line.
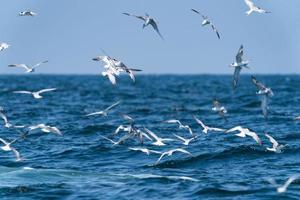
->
0, 0, 299, 74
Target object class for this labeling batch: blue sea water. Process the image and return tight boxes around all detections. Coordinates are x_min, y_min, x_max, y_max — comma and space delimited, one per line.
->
0, 75, 299, 200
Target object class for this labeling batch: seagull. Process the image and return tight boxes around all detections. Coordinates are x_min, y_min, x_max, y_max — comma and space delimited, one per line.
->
28, 124, 62, 136
226, 126, 262, 145
13, 88, 56, 99
123, 12, 164, 39
156, 148, 192, 165
19, 11, 37, 16
265, 133, 286, 153
172, 134, 196, 146
191, 9, 220, 39
267, 174, 300, 193
129, 147, 161, 155
85, 101, 121, 117
230, 45, 250, 89
8, 60, 48, 73
0, 138, 22, 161
193, 116, 225, 134
212, 99, 228, 121
251, 76, 274, 119
0, 42, 10, 51
144, 128, 174, 146
244, 0, 270, 16
165, 119, 194, 136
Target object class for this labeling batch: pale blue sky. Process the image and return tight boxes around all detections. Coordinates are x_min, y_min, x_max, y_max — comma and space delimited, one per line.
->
0, 0, 299, 74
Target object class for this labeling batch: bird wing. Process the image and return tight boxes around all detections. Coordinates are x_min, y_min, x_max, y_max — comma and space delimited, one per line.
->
0, 138, 9, 145
100, 136, 117, 145
210, 127, 226, 132
127, 70, 136, 82
173, 134, 185, 142
156, 152, 167, 164
284, 174, 300, 189
173, 148, 193, 156
49, 127, 62, 136
190, 9, 207, 19
144, 128, 160, 141
104, 100, 121, 111
37, 88, 57, 94
13, 91, 33, 95
139, 130, 153, 141
251, 76, 267, 91
193, 116, 206, 129
11, 147, 21, 161
166, 119, 181, 126
85, 111, 104, 117
236, 45, 244, 63
226, 126, 243, 133
0, 113, 9, 124
211, 24, 220, 39
32, 60, 48, 68
107, 71, 117, 85
265, 133, 278, 148
149, 19, 164, 40
8, 64, 30, 70
261, 94, 268, 119
122, 13, 146, 21
248, 131, 262, 145
244, 0, 255, 9
233, 66, 241, 89
122, 114, 134, 123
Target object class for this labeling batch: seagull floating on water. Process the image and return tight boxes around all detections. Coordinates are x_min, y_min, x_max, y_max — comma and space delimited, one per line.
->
19, 11, 37, 16
156, 148, 192, 165
8, 60, 48, 73
85, 101, 121, 117
123, 12, 164, 39
267, 174, 300, 193
0, 137, 22, 161
212, 99, 228, 122
28, 124, 62, 136
129, 147, 161, 155
194, 116, 225, 134
191, 9, 220, 39
13, 88, 56, 99
226, 126, 262, 145
173, 134, 196, 146
144, 128, 174, 146
230, 45, 250, 89
0, 42, 10, 51
244, 0, 270, 16
165, 119, 194, 136
251, 76, 274, 119
265, 133, 286, 153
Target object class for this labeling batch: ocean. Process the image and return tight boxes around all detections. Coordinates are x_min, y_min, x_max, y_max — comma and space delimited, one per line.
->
0, 75, 299, 199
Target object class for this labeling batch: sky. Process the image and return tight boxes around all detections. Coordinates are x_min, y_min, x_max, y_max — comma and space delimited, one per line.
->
0, 0, 299, 74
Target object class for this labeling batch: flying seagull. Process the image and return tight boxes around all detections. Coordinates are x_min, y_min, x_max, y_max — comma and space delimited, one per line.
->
172, 134, 196, 146
267, 174, 300, 193
19, 11, 37, 16
129, 147, 161, 155
0, 42, 10, 51
144, 128, 174, 146
265, 133, 286, 153
226, 126, 262, 145
156, 148, 192, 165
123, 12, 164, 39
165, 119, 194, 136
244, 0, 270, 15
193, 116, 225, 134
212, 99, 228, 122
251, 76, 274, 119
230, 45, 250, 89
85, 101, 121, 117
8, 60, 48, 73
0, 138, 22, 161
28, 124, 62, 136
191, 9, 220, 39
13, 88, 56, 99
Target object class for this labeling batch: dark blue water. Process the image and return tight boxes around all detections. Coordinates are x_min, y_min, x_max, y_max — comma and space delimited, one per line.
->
0, 75, 299, 200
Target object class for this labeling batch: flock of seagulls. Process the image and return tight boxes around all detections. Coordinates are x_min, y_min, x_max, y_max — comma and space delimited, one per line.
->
0, 0, 299, 195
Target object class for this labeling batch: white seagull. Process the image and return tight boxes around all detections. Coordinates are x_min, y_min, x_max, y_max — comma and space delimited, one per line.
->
244, 0, 270, 16
267, 174, 300, 193
165, 119, 194, 136
265, 133, 286, 153
13, 88, 56, 99
226, 126, 262, 145
144, 128, 174, 146
172, 134, 196, 146
251, 76, 274, 119
8, 60, 48, 73
0, 42, 10, 51
191, 9, 220, 39
230, 45, 250, 89
0, 138, 22, 161
85, 101, 121, 117
156, 148, 192, 165
123, 12, 164, 39
28, 124, 62, 136
129, 147, 161, 155
19, 11, 37, 16
194, 116, 225, 134
212, 99, 228, 122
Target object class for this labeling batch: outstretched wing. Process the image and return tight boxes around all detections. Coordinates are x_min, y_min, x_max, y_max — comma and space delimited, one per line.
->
244, 0, 255, 9
265, 133, 278, 147
261, 94, 269, 119
251, 76, 266, 91
32, 60, 48, 68
122, 12, 146, 21
233, 67, 241, 89
149, 19, 164, 40
38, 88, 57, 94
211, 24, 220, 39
13, 91, 32, 94
191, 9, 206, 19
236, 45, 244, 63
105, 100, 121, 111
8, 64, 30, 71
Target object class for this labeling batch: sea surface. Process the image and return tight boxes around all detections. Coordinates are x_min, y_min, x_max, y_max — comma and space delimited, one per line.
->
0, 75, 299, 200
